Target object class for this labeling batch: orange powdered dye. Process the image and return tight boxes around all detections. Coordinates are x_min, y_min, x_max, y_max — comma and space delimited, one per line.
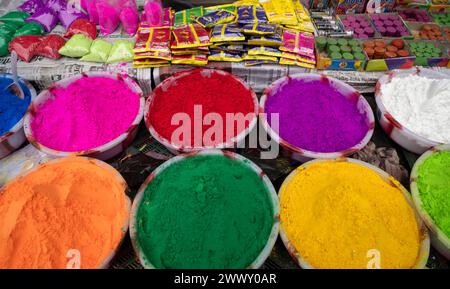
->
0, 157, 130, 269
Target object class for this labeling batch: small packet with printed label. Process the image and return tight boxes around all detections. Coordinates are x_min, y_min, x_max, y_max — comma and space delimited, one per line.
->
195, 10, 236, 28
247, 46, 282, 57
172, 54, 208, 65
204, 4, 236, 14
210, 24, 245, 42
208, 50, 243, 62
244, 59, 278, 66
243, 54, 278, 62
133, 58, 170, 68
174, 7, 203, 26
261, 0, 298, 26
210, 44, 246, 53
280, 29, 314, 58
242, 23, 277, 35
134, 50, 171, 61
237, 5, 268, 24
247, 29, 282, 46
171, 24, 210, 49
172, 45, 209, 55
134, 27, 171, 54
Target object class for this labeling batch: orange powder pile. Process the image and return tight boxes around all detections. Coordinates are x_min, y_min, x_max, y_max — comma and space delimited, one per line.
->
0, 157, 129, 269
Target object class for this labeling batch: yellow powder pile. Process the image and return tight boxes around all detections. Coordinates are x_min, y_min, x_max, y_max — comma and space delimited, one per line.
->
280, 160, 421, 269
0, 157, 129, 269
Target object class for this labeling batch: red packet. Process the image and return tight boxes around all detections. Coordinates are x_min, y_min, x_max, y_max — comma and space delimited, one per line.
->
171, 24, 210, 49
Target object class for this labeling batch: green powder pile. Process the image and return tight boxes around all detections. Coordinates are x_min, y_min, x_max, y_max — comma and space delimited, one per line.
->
417, 151, 450, 238
135, 154, 274, 269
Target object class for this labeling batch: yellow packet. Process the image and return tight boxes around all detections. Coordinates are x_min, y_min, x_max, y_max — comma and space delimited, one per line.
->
134, 51, 172, 61
171, 24, 210, 49
208, 51, 243, 62
279, 57, 297, 65
210, 24, 245, 43
133, 59, 170, 68
204, 4, 236, 14
261, 0, 298, 26
248, 46, 282, 57
243, 54, 278, 61
172, 54, 208, 65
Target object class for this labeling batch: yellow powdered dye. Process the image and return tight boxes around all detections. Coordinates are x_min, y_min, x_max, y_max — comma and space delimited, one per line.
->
280, 160, 421, 269
0, 157, 129, 269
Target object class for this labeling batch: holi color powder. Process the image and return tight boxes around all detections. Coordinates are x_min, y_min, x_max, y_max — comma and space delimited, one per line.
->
30, 76, 140, 151
0, 76, 32, 136
0, 157, 129, 269
417, 151, 450, 238
148, 69, 255, 148
135, 154, 274, 269
264, 77, 369, 153
280, 160, 421, 269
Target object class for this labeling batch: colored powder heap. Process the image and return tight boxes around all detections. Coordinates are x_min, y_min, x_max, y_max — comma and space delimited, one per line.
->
417, 151, 450, 238
31, 76, 140, 151
0, 157, 129, 269
265, 78, 368, 153
380, 75, 450, 143
136, 154, 274, 269
149, 69, 255, 147
0, 76, 32, 136
280, 161, 421, 269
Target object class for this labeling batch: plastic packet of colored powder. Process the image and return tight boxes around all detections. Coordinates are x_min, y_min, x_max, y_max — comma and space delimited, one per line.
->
26, 7, 58, 32
171, 24, 210, 49
243, 54, 278, 62
80, 39, 112, 62
210, 44, 245, 53
140, 8, 173, 28
204, 4, 236, 14
247, 46, 282, 57
13, 22, 44, 37
242, 23, 278, 35
208, 50, 243, 62
210, 24, 245, 43
119, 0, 139, 35
0, 11, 30, 26
237, 5, 268, 24
171, 46, 209, 55
8, 35, 44, 62
172, 54, 208, 65
64, 19, 97, 40
261, 0, 298, 26
106, 40, 134, 63
174, 7, 203, 26
147, 27, 172, 53
297, 53, 316, 65
133, 58, 169, 68
58, 7, 88, 30
58, 34, 93, 57
34, 34, 66, 59
247, 28, 282, 46
297, 31, 315, 58
97, 0, 121, 36
244, 59, 278, 66
195, 10, 236, 28
18, 0, 43, 14
134, 50, 171, 61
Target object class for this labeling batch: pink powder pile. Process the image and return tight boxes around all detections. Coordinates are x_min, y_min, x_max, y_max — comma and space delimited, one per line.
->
31, 76, 140, 152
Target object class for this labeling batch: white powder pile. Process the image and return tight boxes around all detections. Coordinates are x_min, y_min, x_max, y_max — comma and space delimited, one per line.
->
380, 75, 450, 143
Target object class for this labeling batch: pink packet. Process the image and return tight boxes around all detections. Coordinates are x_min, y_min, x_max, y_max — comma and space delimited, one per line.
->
144, 0, 163, 27
119, 0, 139, 35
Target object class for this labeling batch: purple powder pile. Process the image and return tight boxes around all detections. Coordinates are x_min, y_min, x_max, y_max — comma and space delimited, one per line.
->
265, 77, 368, 153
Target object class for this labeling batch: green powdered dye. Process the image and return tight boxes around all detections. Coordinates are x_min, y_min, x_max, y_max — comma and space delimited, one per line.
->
136, 154, 274, 269
417, 151, 450, 238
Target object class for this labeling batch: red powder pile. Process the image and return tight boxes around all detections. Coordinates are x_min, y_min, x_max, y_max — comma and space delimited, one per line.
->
149, 69, 255, 147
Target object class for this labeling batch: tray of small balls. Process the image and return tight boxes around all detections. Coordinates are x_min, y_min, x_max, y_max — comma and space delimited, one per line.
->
408, 22, 446, 41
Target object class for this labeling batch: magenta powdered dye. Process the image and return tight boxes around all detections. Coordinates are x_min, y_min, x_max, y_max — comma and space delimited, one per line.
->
30, 76, 140, 152
264, 77, 368, 153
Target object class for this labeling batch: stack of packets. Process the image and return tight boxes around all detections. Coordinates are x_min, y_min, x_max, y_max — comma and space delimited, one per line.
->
133, 8, 174, 68
132, 0, 316, 68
